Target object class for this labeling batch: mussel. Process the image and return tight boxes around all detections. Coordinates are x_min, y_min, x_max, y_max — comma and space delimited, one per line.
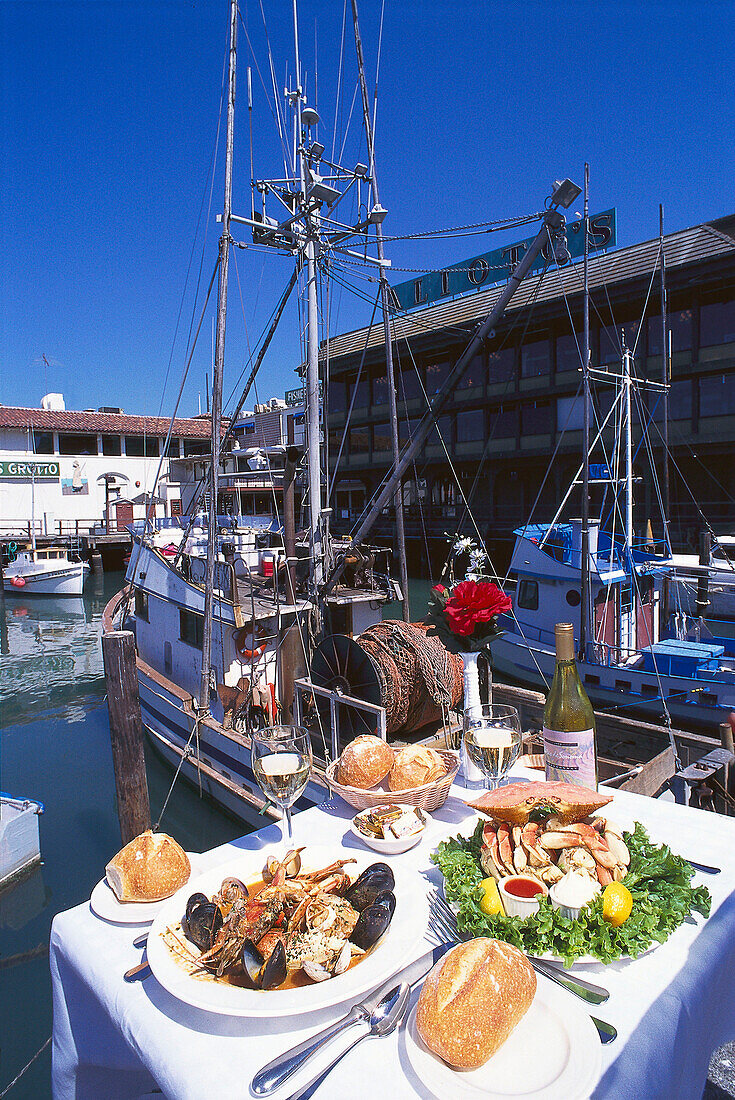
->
371, 889, 396, 919
349, 901, 393, 950
182, 900, 223, 952
185, 892, 209, 921
344, 863, 395, 912
241, 937, 287, 989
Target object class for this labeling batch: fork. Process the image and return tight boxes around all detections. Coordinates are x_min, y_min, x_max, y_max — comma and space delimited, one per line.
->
428, 891, 617, 1043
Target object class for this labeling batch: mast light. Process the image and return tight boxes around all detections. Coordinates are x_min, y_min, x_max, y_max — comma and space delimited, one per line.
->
551, 178, 582, 209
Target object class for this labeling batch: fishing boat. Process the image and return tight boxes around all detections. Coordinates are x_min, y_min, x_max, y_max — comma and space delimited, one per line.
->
2, 470, 88, 596
488, 186, 735, 728
103, 0, 409, 824
670, 536, 735, 624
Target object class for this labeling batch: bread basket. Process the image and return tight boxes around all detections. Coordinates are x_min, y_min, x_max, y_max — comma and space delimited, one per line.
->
325, 747, 459, 811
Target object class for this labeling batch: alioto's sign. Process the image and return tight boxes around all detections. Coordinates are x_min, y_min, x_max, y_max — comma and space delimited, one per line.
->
391, 209, 616, 312
0, 460, 60, 479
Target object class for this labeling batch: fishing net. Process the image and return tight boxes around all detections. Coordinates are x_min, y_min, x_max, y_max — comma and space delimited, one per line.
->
356, 619, 464, 734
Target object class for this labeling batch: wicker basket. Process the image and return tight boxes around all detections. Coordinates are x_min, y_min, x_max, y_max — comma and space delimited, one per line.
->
325, 748, 460, 812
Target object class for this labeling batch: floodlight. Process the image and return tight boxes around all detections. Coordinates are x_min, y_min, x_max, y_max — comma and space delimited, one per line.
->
551, 178, 582, 209
367, 204, 387, 225
310, 141, 325, 160
354, 162, 369, 177
310, 180, 341, 205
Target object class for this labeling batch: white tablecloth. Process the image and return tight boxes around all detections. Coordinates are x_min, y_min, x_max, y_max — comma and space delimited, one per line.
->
50, 775, 735, 1100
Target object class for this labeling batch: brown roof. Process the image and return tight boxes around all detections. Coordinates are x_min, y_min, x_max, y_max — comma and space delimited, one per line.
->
0, 406, 217, 439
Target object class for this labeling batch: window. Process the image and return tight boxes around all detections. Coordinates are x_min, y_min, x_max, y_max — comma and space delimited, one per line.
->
102, 435, 121, 456
700, 299, 735, 347
487, 347, 515, 383
516, 579, 538, 610
328, 381, 347, 414
183, 439, 209, 457
327, 430, 342, 456
457, 353, 484, 390
398, 368, 422, 402
426, 360, 451, 395
647, 309, 692, 354
166, 438, 180, 458
599, 321, 640, 365
431, 478, 461, 507
33, 431, 54, 454
179, 609, 203, 648
349, 425, 370, 454
427, 414, 452, 448
242, 423, 256, 435
556, 332, 583, 373
125, 436, 144, 456
700, 375, 735, 418
372, 423, 392, 453
58, 433, 97, 455
371, 374, 390, 406
566, 589, 581, 607
399, 418, 420, 445
456, 408, 484, 442
488, 404, 518, 439
557, 395, 584, 431
520, 339, 550, 378
649, 379, 692, 422
521, 401, 552, 435
348, 378, 369, 409
135, 590, 149, 621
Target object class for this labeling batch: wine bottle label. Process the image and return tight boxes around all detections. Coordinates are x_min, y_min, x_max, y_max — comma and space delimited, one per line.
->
543, 727, 597, 788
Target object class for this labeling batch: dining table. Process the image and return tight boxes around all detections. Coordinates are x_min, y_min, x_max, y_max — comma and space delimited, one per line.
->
50, 765, 735, 1100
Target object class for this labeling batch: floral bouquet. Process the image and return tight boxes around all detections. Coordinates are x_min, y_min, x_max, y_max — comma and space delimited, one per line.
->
426, 578, 512, 655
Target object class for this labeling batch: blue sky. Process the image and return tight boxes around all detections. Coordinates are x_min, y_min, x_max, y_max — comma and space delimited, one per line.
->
1, 0, 734, 420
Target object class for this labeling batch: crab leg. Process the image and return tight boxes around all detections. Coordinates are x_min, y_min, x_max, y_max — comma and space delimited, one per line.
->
496, 823, 516, 875
512, 826, 527, 873
539, 823, 618, 869
520, 822, 551, 869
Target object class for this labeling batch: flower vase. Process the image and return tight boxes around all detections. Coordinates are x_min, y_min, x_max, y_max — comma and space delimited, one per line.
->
461, 651, 491, 787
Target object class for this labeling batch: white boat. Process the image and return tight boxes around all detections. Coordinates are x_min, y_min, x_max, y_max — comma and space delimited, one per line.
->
0, 794, 44, 890
3, 547, 89, 596
671, 537, 735, 621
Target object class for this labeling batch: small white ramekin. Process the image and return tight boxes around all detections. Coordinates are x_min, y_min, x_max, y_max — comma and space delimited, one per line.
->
498, 876, 549, 919
548, 879, 597, 920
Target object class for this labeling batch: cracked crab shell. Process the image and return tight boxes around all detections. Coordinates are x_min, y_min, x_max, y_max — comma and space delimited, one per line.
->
468, 781, 612, 826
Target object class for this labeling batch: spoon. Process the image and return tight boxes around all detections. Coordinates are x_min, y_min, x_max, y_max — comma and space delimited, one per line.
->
283, 982, 410, 1100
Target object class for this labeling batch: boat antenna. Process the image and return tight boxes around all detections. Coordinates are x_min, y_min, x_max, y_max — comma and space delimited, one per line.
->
660, 203, 671, 552
292, 0, 325, 598
350, 0, 409, 621
199, 0, 238, 713
579, 162, 591, 661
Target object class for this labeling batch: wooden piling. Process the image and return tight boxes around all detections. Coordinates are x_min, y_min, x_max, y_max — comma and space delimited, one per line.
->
101, 630, 151, 844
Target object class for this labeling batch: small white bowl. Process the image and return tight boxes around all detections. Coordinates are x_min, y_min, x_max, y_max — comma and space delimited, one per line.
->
548, 878, 598, 921
498, 875, 548, 919
350, 806, 429, 855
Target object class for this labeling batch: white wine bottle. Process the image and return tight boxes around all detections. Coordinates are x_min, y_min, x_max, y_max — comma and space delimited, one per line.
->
543, 622, 598, 788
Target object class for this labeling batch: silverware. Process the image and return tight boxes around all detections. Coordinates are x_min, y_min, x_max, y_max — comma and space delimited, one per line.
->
282, 982, 410, 1100
251, 943, 453, 1096
133, 932, 148, 949
527, 956, 609, 1004
124, 960, 151, 982
686, 859, 721, 875
429, 891, 616, 1041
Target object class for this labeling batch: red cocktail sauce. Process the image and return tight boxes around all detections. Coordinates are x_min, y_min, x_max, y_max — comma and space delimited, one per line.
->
503, 877, 545, 899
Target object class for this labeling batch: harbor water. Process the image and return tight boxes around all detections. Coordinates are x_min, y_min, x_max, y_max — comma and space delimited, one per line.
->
0, 572, 244, 1099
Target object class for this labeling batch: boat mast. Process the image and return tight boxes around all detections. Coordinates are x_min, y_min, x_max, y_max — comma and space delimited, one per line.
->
660, 203, 671, 551
31, 462, 36, 558
350, 0, 410, 621
199, 0, 238, 711
292, 0, 324, 595
579, 163, 591, 661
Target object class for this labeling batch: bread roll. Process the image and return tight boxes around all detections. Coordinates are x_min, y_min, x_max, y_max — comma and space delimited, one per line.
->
388, 745, 445, 791
338, 735, 393, 789
416, 938, 536, 1069
105, 830, 191, 902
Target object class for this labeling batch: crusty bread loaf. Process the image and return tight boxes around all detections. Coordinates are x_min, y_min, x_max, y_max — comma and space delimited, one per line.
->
416, 938, 536, 1069
105, 830, 191, 902
388, 744, 445, 791
338, 735, 394, 789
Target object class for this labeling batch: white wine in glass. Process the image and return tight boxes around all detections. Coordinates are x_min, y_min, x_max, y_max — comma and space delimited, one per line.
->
251, 726, 312, 846
463, 705, 522, 790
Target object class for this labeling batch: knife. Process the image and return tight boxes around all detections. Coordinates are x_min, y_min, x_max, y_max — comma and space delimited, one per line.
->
250, 942, 453, 1097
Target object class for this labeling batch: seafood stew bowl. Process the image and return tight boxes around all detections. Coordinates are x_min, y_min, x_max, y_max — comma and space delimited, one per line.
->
147, 845, 429, 1017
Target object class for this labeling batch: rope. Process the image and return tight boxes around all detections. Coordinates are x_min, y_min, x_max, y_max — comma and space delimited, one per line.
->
154, 711, 204, 831
355, 620, 463, 733
0, 1036, 51, 1098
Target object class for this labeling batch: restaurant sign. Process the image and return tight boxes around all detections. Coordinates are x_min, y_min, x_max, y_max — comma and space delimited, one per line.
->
391, 209, 617, 311
0, 460, 60, 479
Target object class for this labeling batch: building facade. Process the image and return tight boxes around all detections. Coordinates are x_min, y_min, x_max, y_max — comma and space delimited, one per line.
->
326, 214, 735, 573
0, 400, 211, 538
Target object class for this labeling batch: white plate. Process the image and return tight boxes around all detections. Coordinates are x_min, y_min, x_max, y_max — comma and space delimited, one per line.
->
90, 854, 200, 925
147, 845, 428, 1017
404, 972, 601, 1100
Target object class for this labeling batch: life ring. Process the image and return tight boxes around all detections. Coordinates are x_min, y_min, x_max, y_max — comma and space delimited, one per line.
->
11, 575, 26, 588
235, 625, 268, 661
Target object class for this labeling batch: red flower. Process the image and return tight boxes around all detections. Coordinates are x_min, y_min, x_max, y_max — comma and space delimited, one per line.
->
443, 580, 512, 637
432, 584, 447, 595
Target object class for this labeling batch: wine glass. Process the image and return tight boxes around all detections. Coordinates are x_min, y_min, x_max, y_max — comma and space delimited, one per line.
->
251, 725, 312, 847
463, 704, 522, 791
